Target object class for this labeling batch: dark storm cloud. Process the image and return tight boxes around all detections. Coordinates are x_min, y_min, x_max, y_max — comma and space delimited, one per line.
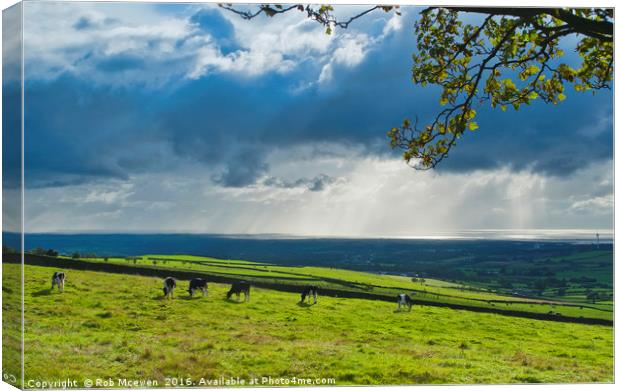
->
73, 15, 119, 31
189, 8, 240, 54
211, 149, 269, 187
22, 5, 613, 190
437, 96, 613, 176
73, 16, 93, 30
262, 174, 340, 192
190, 8, 235, 41
24, 76, 157, 188
96, 55, 146, 72
2, 81, 21, 189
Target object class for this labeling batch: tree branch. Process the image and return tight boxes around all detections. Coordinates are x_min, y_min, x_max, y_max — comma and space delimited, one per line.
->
218, 3, 387, 31
443, 7, 613, 40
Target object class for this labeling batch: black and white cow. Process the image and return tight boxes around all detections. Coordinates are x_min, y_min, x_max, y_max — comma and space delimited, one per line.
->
188, 278, 208, 297
300, 285, 318, 304
163, 277, 177, 299
397, 293, 415, 311
51, 272, 66, 292
227, 281, 250, 302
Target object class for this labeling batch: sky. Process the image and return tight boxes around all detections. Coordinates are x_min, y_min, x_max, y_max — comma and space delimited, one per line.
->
7, 1, 614, 236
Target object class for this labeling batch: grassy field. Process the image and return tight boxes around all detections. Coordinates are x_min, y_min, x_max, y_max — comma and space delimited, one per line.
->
49, 254, 613, 322
4, 264, 613, 386
455, 250, 613, 306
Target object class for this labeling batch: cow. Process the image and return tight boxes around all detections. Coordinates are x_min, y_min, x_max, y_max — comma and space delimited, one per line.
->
51, 272, 66, 292
188, 278, 208, 297
163, 277, 176, 299
227, 281, 250, 302
397, 293, 415, 311
300, 285, 318, 304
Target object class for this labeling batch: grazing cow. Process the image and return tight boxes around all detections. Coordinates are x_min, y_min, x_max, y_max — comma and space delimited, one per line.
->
188, 278, 208, 297
300, 285, 318, 304
51, 272, 66, 292
397, 293, 415, 312
163, 277, 177, 299
227, 281, 250, 302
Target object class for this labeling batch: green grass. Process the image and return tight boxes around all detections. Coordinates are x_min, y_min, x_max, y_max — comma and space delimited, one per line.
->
2, 262, 22, 388
8, 264, 614, 386
54, 254, 612, 322
461, 250, 613, 306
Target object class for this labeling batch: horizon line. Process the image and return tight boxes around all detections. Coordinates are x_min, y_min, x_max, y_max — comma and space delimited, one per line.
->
3, 228, 614, 241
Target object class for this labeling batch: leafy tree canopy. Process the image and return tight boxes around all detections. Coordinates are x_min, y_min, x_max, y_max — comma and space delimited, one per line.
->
220, 4, 613, 170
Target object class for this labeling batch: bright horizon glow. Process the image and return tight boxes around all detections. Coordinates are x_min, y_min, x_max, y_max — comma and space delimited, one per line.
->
13, 228, 614, 242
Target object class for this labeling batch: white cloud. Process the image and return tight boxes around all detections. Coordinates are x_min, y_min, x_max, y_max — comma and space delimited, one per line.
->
189, 41, 297, 79
23, 2, 404, 88
83, 184, 135, 205
317, 12, 404, 86
383, 13, 403, 35
189, 15, 378, 81
332, 34, 369, 67
23, 1, 194, 86
570, 195, 613, 213
319, 33, 370, 84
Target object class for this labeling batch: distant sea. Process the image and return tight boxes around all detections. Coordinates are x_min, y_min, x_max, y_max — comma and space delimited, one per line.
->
2, 230, 613, 266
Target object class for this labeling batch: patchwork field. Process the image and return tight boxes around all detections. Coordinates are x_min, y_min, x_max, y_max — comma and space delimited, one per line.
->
41, 253, 613, 322
3, 263, 614, 386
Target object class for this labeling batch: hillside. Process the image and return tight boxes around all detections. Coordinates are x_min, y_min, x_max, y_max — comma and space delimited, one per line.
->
4, 264, 613, 386
11, 253, 613, 324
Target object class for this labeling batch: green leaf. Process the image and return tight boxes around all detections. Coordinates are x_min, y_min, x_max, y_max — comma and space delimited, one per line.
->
468, 122, 479, 131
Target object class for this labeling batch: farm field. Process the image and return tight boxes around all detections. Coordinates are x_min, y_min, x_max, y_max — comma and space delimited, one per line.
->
446, 250, 613, 305
12, 233, 612, 308
7, 264, 613, 386
42, 253, 613, 322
